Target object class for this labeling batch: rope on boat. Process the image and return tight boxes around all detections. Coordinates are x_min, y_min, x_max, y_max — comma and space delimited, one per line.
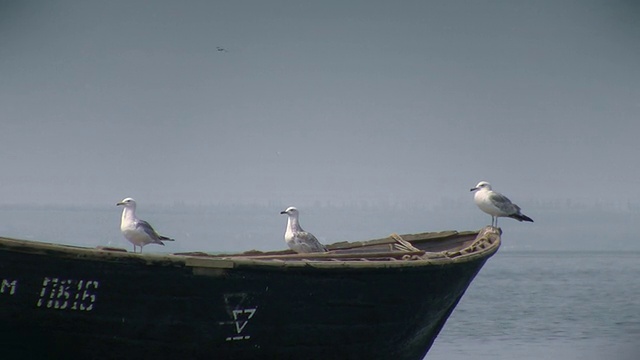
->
389, 233, 426, 260
442, 226, 500, 258
391, 233, 421, 252
389, 233, 450, 260
391, 226, 500, 261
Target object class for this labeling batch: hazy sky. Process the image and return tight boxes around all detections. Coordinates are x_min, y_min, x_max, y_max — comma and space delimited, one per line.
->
1, 0, 639, 209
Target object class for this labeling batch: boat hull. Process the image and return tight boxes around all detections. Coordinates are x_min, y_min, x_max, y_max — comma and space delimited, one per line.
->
0, 231, 497, 360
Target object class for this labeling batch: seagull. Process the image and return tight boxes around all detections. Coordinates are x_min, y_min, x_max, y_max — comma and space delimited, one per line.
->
279, 206, 328, 254
116, 197, 175, 253
470, 181, 533, 227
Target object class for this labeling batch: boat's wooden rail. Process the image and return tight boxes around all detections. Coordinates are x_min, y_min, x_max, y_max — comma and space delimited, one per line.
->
179, 226, 501, 264
0, 227, 500, 269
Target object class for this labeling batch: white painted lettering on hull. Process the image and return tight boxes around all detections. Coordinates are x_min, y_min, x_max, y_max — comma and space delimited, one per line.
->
223, 293, 258, 342
36, 277, 99, 311
225, 308, 257, 341
0, 279, 17, 295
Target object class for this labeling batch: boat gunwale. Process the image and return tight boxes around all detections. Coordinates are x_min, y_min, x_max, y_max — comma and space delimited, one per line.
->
0, 228, 500, 270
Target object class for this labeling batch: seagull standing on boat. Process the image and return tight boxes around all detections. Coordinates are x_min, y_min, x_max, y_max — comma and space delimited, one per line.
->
116, 198, 175, 253
470, 181, 533, 227
280, 206, 328, 253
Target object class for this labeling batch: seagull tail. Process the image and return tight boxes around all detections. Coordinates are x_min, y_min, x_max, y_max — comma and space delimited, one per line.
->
159, 235, 175, 241
510, 213, 534, 222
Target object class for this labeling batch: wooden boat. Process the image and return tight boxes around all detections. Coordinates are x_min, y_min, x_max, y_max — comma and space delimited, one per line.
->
0, 226, 500, 360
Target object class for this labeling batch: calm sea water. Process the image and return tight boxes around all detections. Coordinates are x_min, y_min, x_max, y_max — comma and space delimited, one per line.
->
427, 251, 640, 360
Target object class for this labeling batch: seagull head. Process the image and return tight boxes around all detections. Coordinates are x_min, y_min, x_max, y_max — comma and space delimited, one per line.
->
116, 197, 137, 208
470, 181, 492, 192
280, 206, 299, 216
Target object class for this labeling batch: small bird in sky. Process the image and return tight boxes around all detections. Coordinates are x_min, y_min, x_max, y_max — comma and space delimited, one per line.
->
216, 46, 228, 53
116, 197, 175, 253
280, 206, 328, 254
470, 181, 533, 227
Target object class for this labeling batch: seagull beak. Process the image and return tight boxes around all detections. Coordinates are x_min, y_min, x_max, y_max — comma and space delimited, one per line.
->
470, 187, 478, 192
116, 202, 125, 206
279, 211, 287, 214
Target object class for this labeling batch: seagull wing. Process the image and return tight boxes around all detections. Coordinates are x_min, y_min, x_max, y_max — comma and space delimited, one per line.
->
136, 220, 169, 243
296, 231, 328, 253
488, 191, 520, 215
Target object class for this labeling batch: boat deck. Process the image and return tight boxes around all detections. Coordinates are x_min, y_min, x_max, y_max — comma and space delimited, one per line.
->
0, 227, 501, 269
177, 227, 501, 265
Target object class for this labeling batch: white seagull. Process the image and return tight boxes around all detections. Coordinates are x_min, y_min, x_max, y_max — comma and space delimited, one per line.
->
470, 181, 533, 227
116, 197, 175, 253
280, 206, 328, 254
